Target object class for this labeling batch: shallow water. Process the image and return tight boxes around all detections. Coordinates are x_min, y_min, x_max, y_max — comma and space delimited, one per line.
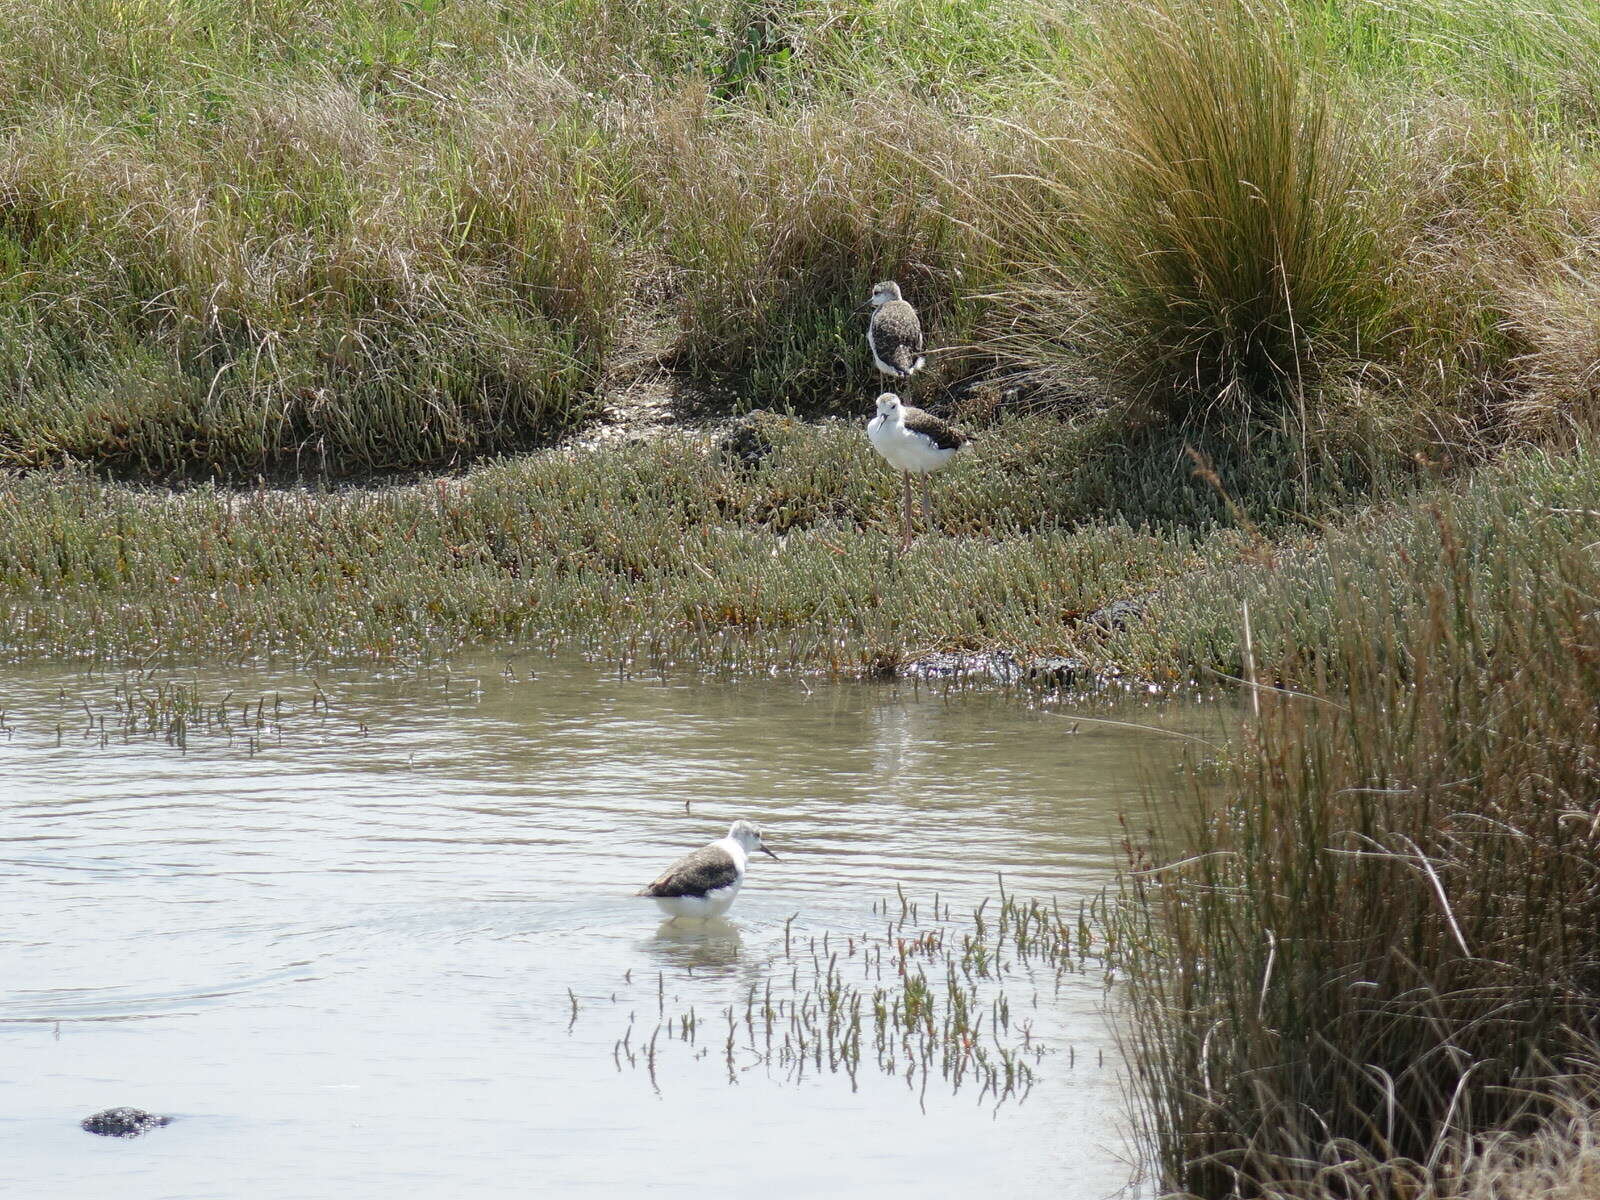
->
0, 654, 1220, 1198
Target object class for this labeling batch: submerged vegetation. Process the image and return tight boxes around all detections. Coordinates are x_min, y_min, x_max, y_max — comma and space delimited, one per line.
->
607, 890, 1101, 1108
4, 0, 1600, 1197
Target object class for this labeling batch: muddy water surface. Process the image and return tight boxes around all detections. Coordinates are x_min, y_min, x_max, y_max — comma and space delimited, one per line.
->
0, 655, 1219, 1199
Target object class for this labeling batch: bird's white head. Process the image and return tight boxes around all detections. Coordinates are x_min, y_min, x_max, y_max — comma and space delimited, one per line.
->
728, 819, 779, 861
869, 280, 903, 307
874, 392, 903, 420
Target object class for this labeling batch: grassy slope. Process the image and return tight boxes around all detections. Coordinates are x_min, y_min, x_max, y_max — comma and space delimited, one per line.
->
2, 0, 1598, 478
0, 0, 1072, 477
2, 0, 1597, 670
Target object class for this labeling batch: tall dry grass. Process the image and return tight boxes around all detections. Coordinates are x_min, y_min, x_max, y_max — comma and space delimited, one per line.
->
983, 0, 1391, 433
1118, 447, 1600, 1198
0, 88, 620, 478
3, 0, 1600, 481
1501, 241, 1600, 443
630, 93, 1006, 410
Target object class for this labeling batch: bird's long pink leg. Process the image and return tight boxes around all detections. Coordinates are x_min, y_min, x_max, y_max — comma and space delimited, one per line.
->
901, 471, 913, 549
921, 476, 933, 531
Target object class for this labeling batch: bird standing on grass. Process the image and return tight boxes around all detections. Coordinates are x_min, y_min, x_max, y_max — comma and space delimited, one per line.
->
867, 392, 968, 549
638, 820, 779, 921
867, 280, 925, 382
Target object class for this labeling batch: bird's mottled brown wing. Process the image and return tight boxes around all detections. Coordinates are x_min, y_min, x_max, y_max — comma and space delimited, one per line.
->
901, 405, 967, 451
639, 845, 739, 897
869, 300, 924, 375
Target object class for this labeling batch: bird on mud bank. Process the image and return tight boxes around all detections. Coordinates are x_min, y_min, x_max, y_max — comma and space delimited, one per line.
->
638, 820, 779, 921
867, 280, 925, 383
866, 392, 968, 550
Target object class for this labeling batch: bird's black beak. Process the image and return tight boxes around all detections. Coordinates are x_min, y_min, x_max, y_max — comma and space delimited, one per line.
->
759, 843, 780, 861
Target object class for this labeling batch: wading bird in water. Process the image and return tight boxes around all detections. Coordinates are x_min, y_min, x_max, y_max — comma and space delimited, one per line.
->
638, 820, 779, 920
866, 392, 968, 549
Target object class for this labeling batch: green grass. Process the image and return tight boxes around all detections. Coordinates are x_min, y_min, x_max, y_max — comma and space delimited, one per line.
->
3, 0, 1599, 476
1292, 0, 1600, 123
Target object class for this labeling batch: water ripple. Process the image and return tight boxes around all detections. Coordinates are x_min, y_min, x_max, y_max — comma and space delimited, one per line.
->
0, 653, 1217, 1199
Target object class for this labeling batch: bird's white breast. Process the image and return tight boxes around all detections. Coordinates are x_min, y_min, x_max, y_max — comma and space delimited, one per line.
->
868, 416, 957, 474
651, 879, 743, 919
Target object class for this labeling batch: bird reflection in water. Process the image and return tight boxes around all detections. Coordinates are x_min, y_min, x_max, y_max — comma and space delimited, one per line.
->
644, 918, 743, 976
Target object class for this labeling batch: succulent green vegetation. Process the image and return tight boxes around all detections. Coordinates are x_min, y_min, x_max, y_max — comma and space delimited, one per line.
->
3, 424, 1593, 690
1114, 441, 1600, 684
0, 414, 1225, 666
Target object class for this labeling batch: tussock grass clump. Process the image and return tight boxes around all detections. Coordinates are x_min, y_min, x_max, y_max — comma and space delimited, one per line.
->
969, 0, 1600, 473
1119, 445, 1600, 1197
1367, 95, 1596, 455
996, 0, 1389, 430
1502, 242, 1600, 442
1453, 1101, 1600, 1200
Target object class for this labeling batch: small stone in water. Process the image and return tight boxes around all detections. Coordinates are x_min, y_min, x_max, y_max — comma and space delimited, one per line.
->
81, 1107, 173, 1138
